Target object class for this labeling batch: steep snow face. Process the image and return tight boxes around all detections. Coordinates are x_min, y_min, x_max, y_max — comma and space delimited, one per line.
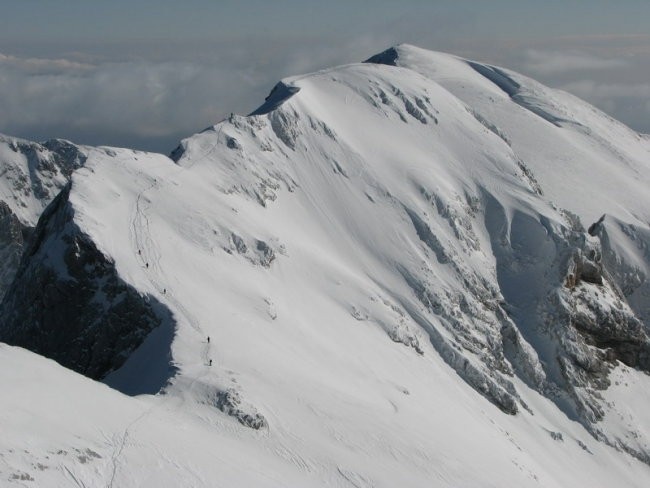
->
366, 44, 650, 439
367, 44, 650, 226
0, 134, 87, 298
0, 177, 174, 388
171, 59, 650, 436
3, 45, 650, 486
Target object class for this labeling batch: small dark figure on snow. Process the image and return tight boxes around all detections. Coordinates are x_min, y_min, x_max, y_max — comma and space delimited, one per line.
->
146, 263, 149, 268
138, 249, 141, 255
209, 359, 212, 366
163, 288, 166, 294
207, 336, 210, 344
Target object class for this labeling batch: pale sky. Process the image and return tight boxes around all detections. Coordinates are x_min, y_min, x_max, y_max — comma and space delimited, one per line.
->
1, 0, 649, 152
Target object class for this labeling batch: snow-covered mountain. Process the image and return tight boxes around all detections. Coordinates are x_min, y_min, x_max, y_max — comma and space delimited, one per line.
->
0, 135, 87, 299
1, 44, 650, 486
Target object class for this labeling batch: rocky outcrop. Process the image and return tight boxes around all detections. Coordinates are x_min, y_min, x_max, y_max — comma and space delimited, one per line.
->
565, 248, 603, 288
0, 136, 86, 208
215, 389, 268, 430
525, 223, 650, 454
0, 184, 167, 381
479, 195, 650, 444
0, 135, 87, 300
588, 214, 650, 330
0, 202, 31, 299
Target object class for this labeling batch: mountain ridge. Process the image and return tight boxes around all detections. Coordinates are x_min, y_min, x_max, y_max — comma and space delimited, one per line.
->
1, 44, 650, 486
0, 134, 88, 299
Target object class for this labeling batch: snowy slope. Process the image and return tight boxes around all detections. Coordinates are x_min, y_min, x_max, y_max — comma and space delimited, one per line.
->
2, 45, 650, 486
366, 45, 650, 225
366, 44, 650, 450
4, 341, 650, 487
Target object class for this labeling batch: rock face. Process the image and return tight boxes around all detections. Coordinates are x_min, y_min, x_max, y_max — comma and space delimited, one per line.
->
546, 228, 650, 426
0, 202, 29, 299
401, 191, 650, 434
214, 389, 268, 430
0, 184, 165, 381
0, 135, 87, 299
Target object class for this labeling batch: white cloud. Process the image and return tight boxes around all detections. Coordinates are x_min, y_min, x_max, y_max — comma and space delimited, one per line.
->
0, 56, 230, 143
561, 80, 650, 99
0, 52, 307, 151
0, 53, 93, 74
1, 37, 649, 151
522, 49, 627, 75
0, 36, 391, 152
558, 80, 650, 133
490, 42, 650, 134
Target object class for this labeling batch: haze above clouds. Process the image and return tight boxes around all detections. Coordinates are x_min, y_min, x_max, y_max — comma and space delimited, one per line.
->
1, 0, 648, 153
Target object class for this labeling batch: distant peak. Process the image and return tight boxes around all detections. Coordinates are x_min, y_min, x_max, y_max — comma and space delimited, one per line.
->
249, 81, 300, 116
364, 44, 458, 68
364, 46, 400, 66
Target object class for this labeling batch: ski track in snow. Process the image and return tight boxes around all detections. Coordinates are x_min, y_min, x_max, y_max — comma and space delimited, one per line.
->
184, 122, 224, 170
101, 159, 223, 485
128, 160, 225, 416
128, 161, 213, 348
62, 464, 87, 488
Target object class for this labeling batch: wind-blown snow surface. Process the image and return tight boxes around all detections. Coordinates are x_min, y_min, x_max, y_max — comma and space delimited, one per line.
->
2, 44, 650, 486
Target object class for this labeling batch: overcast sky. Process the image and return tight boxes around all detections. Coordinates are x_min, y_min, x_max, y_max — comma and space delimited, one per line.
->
1, 0, 648, 153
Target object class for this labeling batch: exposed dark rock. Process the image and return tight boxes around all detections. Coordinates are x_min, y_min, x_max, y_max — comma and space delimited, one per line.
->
0, 184, 168, 381
569, 287, 650, 371
580, 260, 603, 285
0, 137, 86, 300
0, 202, 31, 300
482, 193, 650, 439
364, 47, 399, 66
404, 206, 449, 264
255, 240, 275, 267
565, 250, 603, 288
231, 233, 248, 254
6, 137, 86, 201
226, 136, 242, 150
587, 214, 606, 236
249, 81, 300, 117
42, 139, 87, 178
216, 389, 268, 430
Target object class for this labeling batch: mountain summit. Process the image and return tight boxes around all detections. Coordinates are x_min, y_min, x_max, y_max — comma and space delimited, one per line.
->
1, 44, 650, 486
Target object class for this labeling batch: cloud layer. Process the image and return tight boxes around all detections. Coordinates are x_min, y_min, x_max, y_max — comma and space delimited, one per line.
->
511, 44, 650, 136
0, 36, 392, 152
0, 51, 277, 152
521, 50, 627, 74
1, 36, 649, 154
